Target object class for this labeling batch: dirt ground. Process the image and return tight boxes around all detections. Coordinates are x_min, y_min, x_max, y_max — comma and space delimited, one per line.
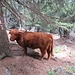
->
0, 34, 75, 75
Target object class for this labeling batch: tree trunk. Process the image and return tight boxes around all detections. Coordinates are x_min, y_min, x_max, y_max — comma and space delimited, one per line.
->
0, 1, 13, 59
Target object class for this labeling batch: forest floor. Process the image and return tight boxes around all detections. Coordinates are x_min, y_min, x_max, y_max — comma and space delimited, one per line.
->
0, 34, 75, 75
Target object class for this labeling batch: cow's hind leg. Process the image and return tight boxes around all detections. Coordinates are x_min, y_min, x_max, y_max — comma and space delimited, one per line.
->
47, 44, 52, 60
40, 50, 46, 60
47, 49, 51, 60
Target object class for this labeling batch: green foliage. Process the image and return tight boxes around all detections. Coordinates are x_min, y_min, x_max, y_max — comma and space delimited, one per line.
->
54, 46, 62, 53
48, 70, 58, 75
3, 0, 75, 33
66, 66, 75, 73
56, 22, 75, 32
48, 66, 75, 75
57, 22, 74, 28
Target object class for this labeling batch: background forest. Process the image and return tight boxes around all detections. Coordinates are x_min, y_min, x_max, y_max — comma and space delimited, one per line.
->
2, 0, 75, 33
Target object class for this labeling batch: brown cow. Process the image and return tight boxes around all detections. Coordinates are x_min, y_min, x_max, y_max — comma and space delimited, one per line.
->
9, 29, 54, 60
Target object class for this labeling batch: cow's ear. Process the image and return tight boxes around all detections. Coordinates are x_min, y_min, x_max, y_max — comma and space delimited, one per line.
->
24, 29, 28, 32
9, 29, 11, 34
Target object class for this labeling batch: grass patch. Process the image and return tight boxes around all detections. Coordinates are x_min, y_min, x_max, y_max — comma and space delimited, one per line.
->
54, 46, 62, 53
48, 70, 58, 75
66, 65, 75, 73
47, 66, 75, 75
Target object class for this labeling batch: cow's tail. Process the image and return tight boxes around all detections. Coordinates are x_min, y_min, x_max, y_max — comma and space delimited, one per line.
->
48, 34, 54, 56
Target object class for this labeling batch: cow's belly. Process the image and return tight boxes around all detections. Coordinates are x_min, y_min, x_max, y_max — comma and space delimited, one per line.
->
27, 44, 39, 49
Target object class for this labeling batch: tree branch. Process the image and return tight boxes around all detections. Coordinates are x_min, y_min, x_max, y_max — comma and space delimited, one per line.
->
15, 0, 55, 24
2, 0, 19, 20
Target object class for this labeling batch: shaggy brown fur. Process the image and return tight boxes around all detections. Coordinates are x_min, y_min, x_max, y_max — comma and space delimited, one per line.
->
47, 34, 54, 56
9, 29, 54, 60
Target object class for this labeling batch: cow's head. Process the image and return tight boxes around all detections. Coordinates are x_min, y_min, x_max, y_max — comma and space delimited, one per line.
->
9, 29, 19, 41
9, 29, 25, 41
